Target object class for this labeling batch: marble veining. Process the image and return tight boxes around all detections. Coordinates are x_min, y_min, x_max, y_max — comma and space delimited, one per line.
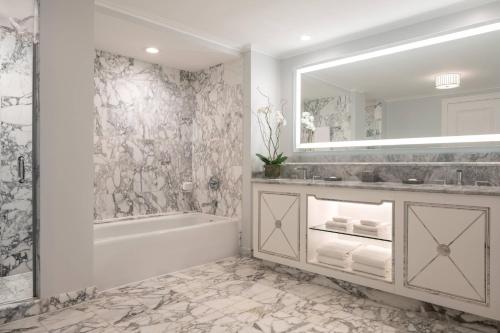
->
277, 161, 500, 187
0, 286, 96, 325
94, 50, 194, 220
189, 60, 244, 218
0, 257, 496, 332
94, 51, 243, 220
252, 178, 500, 196
302, 96, 351, 142
0, 24, 34, 278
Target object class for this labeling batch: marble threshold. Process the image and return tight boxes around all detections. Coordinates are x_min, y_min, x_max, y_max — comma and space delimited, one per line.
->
0, 286, 96, 325
0, 257, 497, 332
252, 178, 500, 196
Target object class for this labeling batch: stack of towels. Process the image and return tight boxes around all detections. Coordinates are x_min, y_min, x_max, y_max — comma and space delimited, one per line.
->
352, 245, 392, 277
316, 239, 362, 269
353, 219, 390, 239
325, 216, 353, 232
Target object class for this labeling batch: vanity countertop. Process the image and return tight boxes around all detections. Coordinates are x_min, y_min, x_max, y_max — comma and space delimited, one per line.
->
251, 177, 500, 196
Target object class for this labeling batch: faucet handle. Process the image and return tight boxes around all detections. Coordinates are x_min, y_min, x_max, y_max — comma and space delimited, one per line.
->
294, 167, 308, 180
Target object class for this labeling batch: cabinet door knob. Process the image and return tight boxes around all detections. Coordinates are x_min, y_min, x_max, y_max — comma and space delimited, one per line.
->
275, 220, 282, 228
436, 244, 451, 256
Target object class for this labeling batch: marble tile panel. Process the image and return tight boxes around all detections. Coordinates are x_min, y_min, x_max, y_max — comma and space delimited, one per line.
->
94, 50, 194, 220
2, 256, 499, 332
0, 26, 33, 279
93, 52, 243, 221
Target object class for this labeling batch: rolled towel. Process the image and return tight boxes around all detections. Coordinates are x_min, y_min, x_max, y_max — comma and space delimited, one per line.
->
360, 219, 383, 227
317, 255, 350, 269
352, 245, 391, 268
316, 239, 362, 260
325, 221, 348, 230
352, 262, 389, 277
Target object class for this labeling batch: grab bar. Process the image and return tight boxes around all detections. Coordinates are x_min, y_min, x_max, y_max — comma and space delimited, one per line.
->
17, 156, 25, 183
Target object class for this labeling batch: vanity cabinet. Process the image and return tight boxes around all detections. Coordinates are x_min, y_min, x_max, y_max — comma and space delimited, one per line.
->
405, 202, 489, 304
252, 180, 500, 321
257, 192, 300, 260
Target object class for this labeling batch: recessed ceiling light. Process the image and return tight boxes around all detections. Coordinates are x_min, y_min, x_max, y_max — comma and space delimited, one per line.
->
300, 35, 311, 41
145, 47, 159, 54
435, 73, 461, 89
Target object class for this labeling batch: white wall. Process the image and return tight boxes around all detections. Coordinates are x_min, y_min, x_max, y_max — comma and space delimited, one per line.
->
39, 0, 94, 298
279, 1, 500, 158
241, 50, 281, 254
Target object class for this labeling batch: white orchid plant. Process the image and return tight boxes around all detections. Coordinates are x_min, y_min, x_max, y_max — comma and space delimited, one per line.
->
255, 88, 288, 166
301, 111, 316, 143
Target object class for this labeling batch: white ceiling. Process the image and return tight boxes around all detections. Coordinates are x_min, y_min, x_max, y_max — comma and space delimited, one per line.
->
304, 29, 500, 101
94, 0, 497, 71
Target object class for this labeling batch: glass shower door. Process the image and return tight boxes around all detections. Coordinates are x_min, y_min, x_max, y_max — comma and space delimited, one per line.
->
0, 0, 36, 304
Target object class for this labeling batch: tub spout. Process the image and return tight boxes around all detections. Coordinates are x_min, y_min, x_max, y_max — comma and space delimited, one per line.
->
201, 200, 218, 213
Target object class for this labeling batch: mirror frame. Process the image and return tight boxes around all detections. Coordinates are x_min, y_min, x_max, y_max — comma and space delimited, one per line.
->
294, 22, 500, 151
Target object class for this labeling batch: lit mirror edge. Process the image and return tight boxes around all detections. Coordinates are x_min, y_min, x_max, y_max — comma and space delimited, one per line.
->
293, 21, 500, 152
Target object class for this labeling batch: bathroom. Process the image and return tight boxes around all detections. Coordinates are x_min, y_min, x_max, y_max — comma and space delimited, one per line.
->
0, 0, 500, 332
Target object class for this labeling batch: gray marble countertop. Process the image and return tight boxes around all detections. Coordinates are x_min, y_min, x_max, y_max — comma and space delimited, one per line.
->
251, 177, 500, 196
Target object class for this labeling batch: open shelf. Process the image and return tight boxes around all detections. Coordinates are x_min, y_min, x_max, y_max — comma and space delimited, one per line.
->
307, 195, 395, 283
309, 223, 392, 242
309, 259, 393, 282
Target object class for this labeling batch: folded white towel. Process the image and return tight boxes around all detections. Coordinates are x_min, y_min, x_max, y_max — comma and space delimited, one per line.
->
353, 223, 388, 232
360, 219, 383, 227
353, 223, 390, 239
352, 245, 392, 268
325, 221, 348, 230
332, 216, 350, 223
352, 262, 389, 277
354, 229, 391, 240
316, 239, 362, 260
317, 255, 350, 269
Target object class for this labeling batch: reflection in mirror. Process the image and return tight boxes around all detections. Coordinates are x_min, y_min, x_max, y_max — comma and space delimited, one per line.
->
297, 23, 500, 148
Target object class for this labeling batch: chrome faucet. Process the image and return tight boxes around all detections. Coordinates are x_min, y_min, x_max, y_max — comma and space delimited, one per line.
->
456, 169, 463, 186
295, 167, 308, 180
201, 199, 218, 210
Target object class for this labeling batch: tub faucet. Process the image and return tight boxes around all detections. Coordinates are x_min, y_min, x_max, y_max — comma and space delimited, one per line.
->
201, 200, 218, 213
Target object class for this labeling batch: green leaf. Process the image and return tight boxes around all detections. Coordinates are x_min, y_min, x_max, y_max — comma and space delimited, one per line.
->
269, 154, 287, 165
256, 153, 271, 165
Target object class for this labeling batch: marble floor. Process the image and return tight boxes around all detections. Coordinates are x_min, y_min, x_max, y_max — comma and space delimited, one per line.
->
0, 257, 486, 333
0, 272, 32, 305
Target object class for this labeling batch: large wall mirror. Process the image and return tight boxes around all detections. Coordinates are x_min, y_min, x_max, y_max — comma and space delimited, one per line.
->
294, 22, 500, 150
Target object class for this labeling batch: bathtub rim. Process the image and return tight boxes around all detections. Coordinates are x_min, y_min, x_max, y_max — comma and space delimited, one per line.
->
94, 212, 239, 244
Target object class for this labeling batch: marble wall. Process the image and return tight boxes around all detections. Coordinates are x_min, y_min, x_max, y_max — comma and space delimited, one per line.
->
189, 61, 244, 217
0, 25, 33, 276
93, 51, 243, 220
93, 50, 194, 220
280, 152, 500, 185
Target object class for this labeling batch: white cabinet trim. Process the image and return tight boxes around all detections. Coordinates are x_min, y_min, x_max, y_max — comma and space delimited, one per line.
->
258, 191, 301, 261
404, 201, 490, 306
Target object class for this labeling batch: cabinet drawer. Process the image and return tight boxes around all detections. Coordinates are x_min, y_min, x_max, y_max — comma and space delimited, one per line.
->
258, 192, 300, 260
404, 202, 489, 305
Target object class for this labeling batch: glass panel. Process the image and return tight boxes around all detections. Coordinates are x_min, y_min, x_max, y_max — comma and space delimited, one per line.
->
0, 0, 35, 304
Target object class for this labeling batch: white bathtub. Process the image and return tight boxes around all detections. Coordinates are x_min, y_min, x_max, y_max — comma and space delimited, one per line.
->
94, 213, 239, 290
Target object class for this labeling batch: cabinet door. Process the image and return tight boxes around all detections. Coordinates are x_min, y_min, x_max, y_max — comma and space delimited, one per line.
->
404, 202, 489, 304
258, 192, 300, 260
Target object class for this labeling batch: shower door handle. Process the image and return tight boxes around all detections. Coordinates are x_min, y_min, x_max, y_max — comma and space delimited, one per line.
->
17, 156, 25, 184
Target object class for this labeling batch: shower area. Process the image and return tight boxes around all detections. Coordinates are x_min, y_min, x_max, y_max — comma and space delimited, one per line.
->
0, 0, 37, 304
